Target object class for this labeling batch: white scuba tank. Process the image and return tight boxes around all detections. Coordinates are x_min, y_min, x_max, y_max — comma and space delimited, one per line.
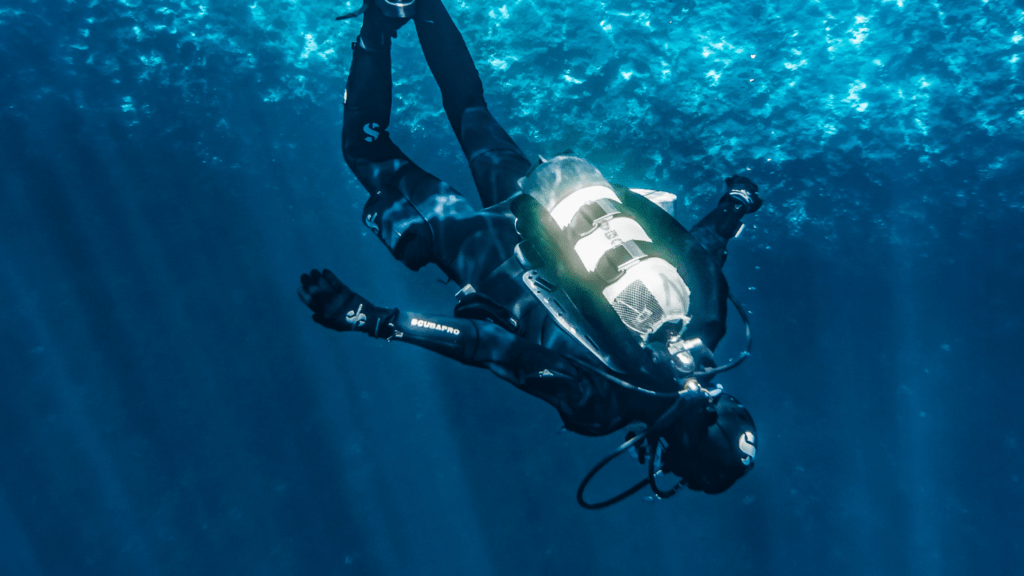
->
521, 155, 692, 342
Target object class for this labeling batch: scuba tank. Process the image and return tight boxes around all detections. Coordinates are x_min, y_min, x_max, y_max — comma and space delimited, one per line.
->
509, 156, 730, 386
520, 156, 691, 339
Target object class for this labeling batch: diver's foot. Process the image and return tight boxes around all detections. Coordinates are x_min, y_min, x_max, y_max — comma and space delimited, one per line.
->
354, 0, 409, 51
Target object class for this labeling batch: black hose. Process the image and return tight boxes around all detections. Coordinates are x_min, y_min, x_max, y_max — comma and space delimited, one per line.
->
691, 292, 752, 378
577, 390, 698, 508
647, 441, 682, 499
577, 428, 654, 509
580, 363, 680, 399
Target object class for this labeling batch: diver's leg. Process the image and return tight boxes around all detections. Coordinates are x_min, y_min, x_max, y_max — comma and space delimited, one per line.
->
342, 7, 462, 272
341, 8, 410, 195
689, 203, 742, 266
341, 6, 518, 283
413, 0, 532, 208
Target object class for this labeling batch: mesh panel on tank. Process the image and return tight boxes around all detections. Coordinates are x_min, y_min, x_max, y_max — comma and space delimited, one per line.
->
611, 280, 664, 335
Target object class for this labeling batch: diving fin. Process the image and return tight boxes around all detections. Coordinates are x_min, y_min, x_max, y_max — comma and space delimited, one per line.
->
375, 0, 416, 18
336, 0, 414, 21
335, 0, 370, 20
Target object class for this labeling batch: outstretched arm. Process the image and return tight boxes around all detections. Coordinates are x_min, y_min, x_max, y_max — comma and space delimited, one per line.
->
298, 269, 645, 434
690, 176, 763, 266
298, 269, 555, 370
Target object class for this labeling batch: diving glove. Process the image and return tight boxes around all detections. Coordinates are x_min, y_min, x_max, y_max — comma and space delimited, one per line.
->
722, 175, 762, 213
298, 269, 395, 337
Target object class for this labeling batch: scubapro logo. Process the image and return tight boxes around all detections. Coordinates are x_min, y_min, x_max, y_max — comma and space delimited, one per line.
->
411, 317, 460, 335
739, 431, 756, 466
363, 122, 380, 142
346, 303, 367, 328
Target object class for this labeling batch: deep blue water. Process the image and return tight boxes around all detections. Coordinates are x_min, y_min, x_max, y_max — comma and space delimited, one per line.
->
2, 0, 1023, 574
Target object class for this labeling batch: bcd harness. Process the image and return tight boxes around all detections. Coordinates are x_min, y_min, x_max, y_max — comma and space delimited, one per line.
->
459, 155, 750, 386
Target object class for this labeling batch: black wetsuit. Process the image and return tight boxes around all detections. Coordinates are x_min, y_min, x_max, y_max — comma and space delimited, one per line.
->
341, 3, 750, 437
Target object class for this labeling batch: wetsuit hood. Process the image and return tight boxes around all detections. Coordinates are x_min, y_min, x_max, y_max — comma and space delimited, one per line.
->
662, 392, 756, 494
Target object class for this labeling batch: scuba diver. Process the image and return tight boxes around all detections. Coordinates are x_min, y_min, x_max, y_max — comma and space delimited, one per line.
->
299, 0, 763, 508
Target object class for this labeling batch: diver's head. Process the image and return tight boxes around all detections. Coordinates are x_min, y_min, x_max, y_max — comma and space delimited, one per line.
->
576, 383, 757, 508
661, 392, 756, 494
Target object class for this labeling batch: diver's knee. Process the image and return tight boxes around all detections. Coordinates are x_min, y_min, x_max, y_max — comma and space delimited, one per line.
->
341, 133, 361, 172
361, 186, 436, 271
341, 130, 407, 186
459, 106, 523, 159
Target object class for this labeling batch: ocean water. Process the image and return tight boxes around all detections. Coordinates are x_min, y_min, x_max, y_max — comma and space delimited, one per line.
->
1, 0, 1022, 574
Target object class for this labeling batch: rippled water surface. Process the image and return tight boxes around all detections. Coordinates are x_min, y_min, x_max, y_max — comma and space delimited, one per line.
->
1, 1, 1022, 575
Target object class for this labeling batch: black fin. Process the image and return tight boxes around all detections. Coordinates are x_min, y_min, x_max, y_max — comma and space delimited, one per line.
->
335, 0, 369, 21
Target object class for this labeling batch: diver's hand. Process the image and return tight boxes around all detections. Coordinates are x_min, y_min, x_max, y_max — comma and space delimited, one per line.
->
298, 269, 394, 336
723, 175, 762, 213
